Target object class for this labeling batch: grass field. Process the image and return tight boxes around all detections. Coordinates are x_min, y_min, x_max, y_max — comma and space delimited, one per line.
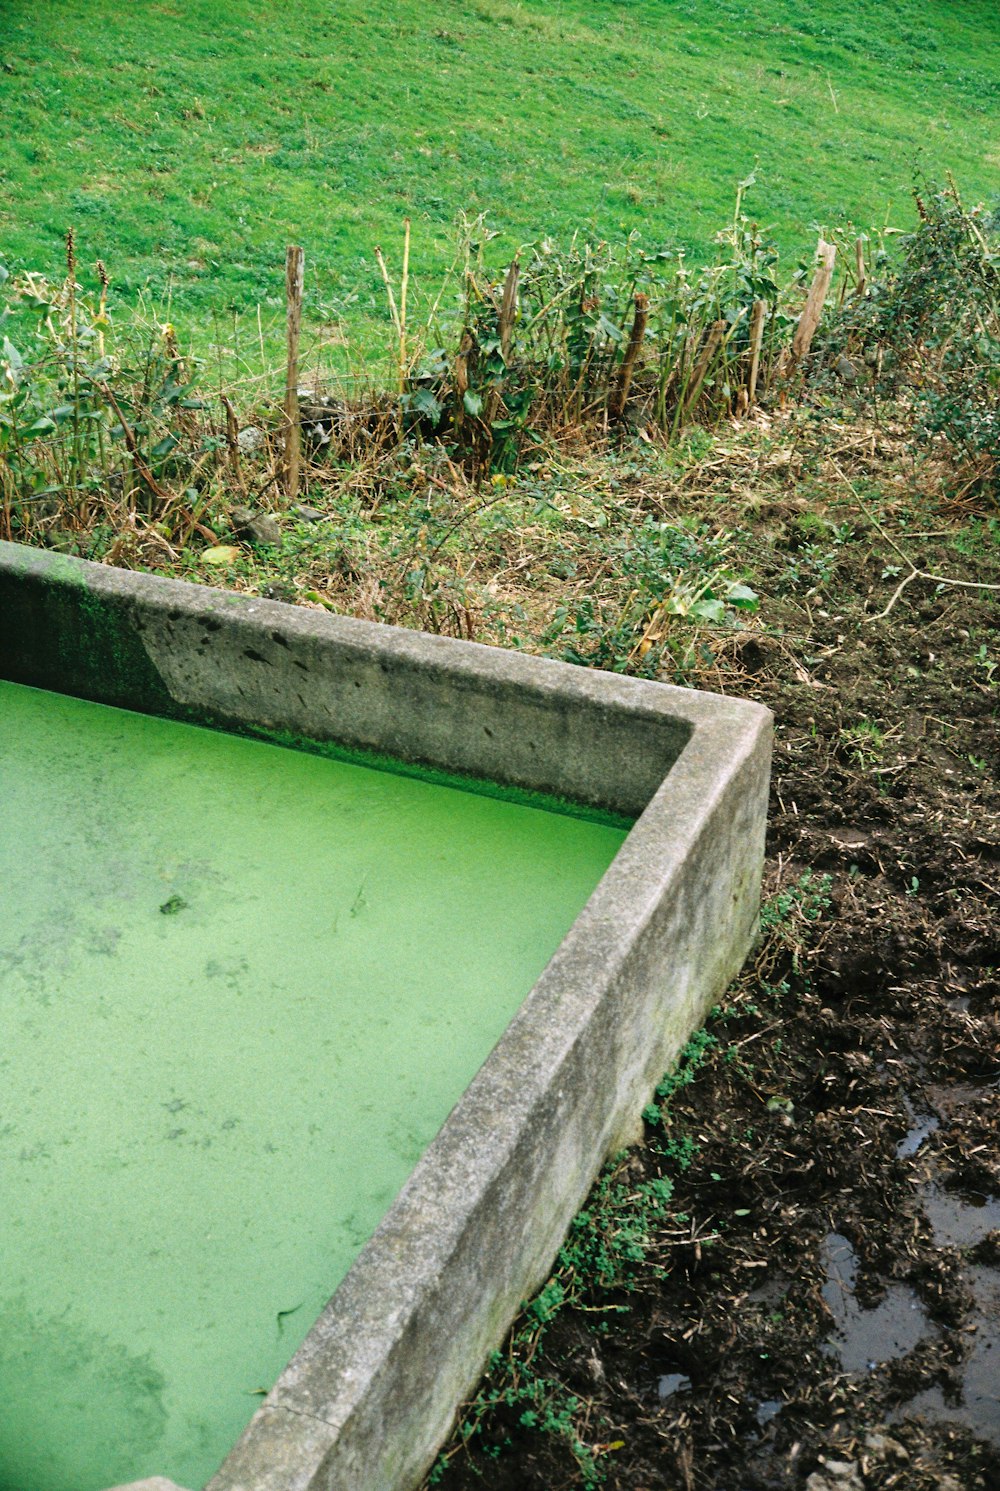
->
2, 0, 998, 345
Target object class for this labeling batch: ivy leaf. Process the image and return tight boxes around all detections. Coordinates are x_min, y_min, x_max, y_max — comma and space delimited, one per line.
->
727, 584, 759, 610
404, 387, 443, 425
2, 336, 23, 375
151, 433, 180, 459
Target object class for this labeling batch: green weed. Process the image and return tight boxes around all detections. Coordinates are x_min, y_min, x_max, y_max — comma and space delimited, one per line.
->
759, 871, 832, 934
838, 718, 888, 769
426, 1154, 676, 1486
0, 247, 220, 547
757, 870, 833, 977
542, 519, 758, 680
825, 182, 1000, 493
428, 1026, 734, 1486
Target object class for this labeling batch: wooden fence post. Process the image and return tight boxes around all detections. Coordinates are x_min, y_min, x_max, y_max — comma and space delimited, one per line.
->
747, 299, 767, 407
285, 245, 304, 503
681, 318, 727, 420
609, 293, 650, 422
790, 238, 837, 363
854, 236, 867, 297
498, 257, 520, 364
484, 259, 521, 433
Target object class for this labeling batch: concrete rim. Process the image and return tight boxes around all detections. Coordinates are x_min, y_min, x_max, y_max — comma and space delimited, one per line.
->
0, 542, 771, 1491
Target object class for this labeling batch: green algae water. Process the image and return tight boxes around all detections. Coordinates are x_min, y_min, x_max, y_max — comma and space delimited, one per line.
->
0, 681, 626, 1491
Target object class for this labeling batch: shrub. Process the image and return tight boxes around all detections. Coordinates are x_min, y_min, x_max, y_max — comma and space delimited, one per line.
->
826, 181, 999, 493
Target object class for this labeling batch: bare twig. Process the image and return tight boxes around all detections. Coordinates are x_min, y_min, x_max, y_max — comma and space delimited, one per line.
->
285, 245, 304, 503
220, 394, 248, 498
828, 460, 1000, 620
399, 217, 411, 395
374, 247, 401, 336
96, 383, 169, 503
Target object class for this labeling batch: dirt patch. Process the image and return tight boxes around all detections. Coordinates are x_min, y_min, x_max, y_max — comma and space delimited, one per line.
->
428, 431, 1000, 1490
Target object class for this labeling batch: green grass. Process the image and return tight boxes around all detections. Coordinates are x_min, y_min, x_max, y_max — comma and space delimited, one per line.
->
1, 0, 998, 365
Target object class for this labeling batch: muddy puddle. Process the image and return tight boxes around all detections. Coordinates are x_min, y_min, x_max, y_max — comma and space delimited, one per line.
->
821, 1231, 928, 1374
823, 1084, 1000, 1452
898, 1263, 1000, 1449
924, 1188, 1000, 1251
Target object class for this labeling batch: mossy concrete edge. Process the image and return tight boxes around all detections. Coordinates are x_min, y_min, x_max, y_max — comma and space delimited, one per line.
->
0, 542, 771, 1491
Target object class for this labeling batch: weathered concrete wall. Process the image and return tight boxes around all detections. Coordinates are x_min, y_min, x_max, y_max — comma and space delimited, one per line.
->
0, 542, 771, 1491
0, 540, 692, 817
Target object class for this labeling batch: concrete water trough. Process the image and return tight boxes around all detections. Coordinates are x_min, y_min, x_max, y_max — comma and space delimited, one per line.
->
0, 539, 771, 1491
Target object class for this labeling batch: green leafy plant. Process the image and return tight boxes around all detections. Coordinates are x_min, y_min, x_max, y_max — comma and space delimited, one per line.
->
826, 180, 1000, 493
542, 518, 758, 679
0, 244, 217, 549
757, 870, 832, 977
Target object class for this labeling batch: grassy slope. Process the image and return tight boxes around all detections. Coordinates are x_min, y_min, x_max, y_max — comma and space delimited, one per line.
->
1, 0, 998, 352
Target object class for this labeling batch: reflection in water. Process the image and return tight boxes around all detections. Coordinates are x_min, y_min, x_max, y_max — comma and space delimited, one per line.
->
821, 1232, 927, 1374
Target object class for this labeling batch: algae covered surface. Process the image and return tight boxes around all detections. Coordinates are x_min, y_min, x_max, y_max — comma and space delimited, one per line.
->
0, 680, 625, 1491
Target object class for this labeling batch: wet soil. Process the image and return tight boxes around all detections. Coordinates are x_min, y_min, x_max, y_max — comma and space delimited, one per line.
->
432, 448, 1000, 1490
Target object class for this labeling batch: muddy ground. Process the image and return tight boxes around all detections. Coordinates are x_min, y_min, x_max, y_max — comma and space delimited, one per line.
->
428, 431, 1000, 1491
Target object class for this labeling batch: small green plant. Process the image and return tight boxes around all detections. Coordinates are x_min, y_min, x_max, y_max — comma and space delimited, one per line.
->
838, 718, 887, 769
427, 1359, 603, 1488
759, 870, 832, 933
542, 518, 758, 680
950, 516, 999, 560
757, 870, 833, 977
975, 643, 997, 685
777, 540, 839, 593
557, 1167, 675, 1295
659, 1133, 700, 1170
